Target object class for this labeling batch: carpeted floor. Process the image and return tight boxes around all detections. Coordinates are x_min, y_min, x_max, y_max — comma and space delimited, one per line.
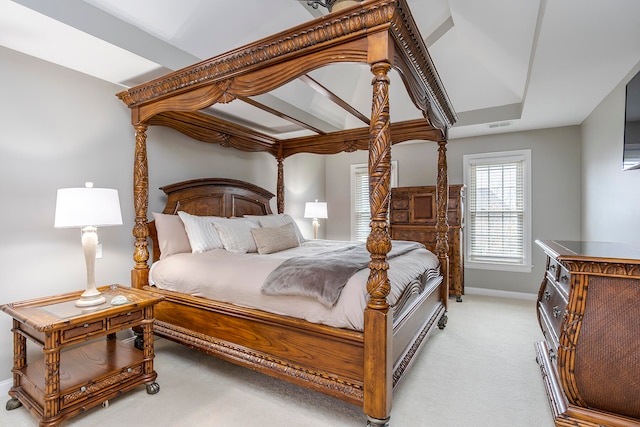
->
0, 294, 553, 426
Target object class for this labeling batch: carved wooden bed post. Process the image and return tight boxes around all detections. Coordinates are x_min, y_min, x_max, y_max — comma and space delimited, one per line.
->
132, 123, 150, 289
435, 139, 452, 304
364, 56, 393, 427
276, 147, 285, 214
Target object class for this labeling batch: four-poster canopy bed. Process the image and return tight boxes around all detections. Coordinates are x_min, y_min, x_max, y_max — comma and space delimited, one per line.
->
116, 0, 456, 425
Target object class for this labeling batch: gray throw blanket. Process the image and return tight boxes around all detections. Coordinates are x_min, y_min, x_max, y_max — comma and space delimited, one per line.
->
261, 241, 425, 307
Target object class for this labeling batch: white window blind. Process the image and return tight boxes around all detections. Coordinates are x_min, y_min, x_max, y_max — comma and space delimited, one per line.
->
350, 161, 398, 242
464, 150, 531, 272
353, 166, 370, 241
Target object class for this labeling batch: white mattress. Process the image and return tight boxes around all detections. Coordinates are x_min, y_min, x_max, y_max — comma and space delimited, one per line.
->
150, 240, 440, 331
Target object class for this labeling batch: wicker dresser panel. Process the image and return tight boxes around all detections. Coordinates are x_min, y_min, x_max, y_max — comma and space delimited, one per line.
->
573, 276, 640, 419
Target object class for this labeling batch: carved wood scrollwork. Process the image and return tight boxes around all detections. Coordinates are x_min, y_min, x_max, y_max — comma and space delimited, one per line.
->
133, 124, 150, 274
564, 260, 640, 277
366, 62, 392, 309
277, 156, 285, 214
435, 140, 449, 258
434, 140, 451, 301
557, 271, 589, 407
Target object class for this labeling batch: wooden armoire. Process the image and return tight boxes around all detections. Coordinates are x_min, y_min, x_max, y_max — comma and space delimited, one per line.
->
390, 185, 464, 301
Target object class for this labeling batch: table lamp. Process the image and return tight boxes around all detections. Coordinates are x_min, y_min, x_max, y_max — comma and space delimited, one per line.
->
304, 200, 328, 240
54, 182, 122, 307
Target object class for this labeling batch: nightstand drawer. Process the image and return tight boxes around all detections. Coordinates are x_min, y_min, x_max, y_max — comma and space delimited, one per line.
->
61, 320, 105, 344
108, 309, 143, 330
60, 363, 144, 410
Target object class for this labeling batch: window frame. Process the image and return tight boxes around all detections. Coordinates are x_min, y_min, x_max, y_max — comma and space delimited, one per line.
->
350, 161, 398, 241
463, 150, 532, 273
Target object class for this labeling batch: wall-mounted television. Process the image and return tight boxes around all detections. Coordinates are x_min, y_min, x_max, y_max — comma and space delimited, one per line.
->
623, 69, 640, 170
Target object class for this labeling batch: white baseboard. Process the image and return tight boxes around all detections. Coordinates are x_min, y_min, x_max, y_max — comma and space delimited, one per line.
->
465, 287, 537, 301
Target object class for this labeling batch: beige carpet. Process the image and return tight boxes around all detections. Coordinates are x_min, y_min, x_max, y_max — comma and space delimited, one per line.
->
1, 294, 553, 426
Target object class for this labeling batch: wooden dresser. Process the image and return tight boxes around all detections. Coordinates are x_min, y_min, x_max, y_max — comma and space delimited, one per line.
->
535, 240, 640, 427
390, 185, 464, 301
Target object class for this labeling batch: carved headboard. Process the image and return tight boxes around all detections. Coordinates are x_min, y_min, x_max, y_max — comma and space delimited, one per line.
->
148, 178, 274, 261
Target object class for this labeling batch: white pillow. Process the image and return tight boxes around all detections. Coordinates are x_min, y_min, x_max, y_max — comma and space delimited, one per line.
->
177, 211, 224, 253
244, 214, 305, 243
213, 218, 259, 253
251, 223, 300, 254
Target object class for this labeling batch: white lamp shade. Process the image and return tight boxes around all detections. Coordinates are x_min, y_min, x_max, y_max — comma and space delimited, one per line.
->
54, 185, 123, 228
304, 201, 328, 219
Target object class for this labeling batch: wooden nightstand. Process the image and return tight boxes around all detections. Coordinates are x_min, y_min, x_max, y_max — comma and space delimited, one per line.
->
1, 285, 163, 427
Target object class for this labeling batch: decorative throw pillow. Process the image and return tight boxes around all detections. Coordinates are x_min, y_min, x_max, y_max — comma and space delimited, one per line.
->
251, 223, 300, 255
152, 212, 191, 259
177, 211, 224, 253
244, 214, 305, 243
212, 218, 259, 253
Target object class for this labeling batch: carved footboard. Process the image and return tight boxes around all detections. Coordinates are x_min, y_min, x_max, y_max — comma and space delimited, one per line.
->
146, 286, 367, 404
143, 269, 446, 406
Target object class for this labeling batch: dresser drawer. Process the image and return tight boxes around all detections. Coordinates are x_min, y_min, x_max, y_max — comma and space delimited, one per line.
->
547, 257, 561, 281
546, 258, 570, 296
537, 306, 559, 364
538, 278, 567, 343
390, 228, 436, 246
61, 320, 105, 344
556, 265, 570, 295
391, 210, 409, 223
391, 197, 409, 211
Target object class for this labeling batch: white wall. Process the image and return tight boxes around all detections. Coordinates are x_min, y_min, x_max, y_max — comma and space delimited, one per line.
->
325, 126, 582, 295
0, 46, 321, 383
581, 63, 640, 244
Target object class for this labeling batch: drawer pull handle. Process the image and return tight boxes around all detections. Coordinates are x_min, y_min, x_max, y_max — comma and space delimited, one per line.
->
544, 290, 551, 301
553, 306, 562, 318
549, 264, 556, 271
560, 275, 568, 283
80, 386, 86, 392
127, 312, 131, 316
127, 368, 132, 373
83, 323, 89, 328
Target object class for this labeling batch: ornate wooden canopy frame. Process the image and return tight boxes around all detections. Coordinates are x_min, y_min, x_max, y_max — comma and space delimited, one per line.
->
117, 1, 456, 425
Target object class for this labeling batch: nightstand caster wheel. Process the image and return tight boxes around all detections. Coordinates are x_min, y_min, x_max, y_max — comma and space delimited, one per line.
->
146, 382, 160, 395
102, 400, 109, 408
437, 314, 448, 329
6, 398, 22, 410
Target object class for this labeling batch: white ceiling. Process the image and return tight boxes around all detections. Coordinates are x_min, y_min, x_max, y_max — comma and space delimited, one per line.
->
2, 0, 640, 139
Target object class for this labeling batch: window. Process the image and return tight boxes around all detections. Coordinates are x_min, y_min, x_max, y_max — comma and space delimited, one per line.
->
350, 161, 398, 241
463, 150, 532, 272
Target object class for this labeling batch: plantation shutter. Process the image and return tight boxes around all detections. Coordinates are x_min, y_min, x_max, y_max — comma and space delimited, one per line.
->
468, 158, 525, 264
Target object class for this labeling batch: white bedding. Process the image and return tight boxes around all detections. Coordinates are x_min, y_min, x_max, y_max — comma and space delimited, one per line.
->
150, 240, 440, 331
